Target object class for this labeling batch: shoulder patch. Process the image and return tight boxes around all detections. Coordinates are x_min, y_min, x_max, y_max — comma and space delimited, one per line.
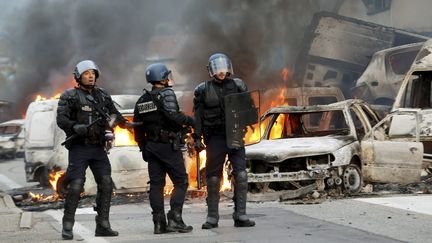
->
137, 100, 157, 114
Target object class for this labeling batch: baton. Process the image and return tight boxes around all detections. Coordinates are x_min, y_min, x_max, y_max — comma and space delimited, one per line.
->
61, 118, 102, 146
196, 150, 201, 190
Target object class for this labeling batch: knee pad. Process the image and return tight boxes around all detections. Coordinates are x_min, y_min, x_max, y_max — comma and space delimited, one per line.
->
96, 175, 113, 192
68, 179, 85, 193
173, 177, 189, 191
234, 171, 247, 183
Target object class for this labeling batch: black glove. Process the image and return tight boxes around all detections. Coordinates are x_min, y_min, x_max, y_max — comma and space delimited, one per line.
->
73, 124, 87, 136
194, 139, 206, 153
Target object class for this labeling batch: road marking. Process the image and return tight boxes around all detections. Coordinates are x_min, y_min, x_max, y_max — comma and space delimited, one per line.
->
0, 173, 22, 189
45, 210, 110, 243
355, 195, 432, 216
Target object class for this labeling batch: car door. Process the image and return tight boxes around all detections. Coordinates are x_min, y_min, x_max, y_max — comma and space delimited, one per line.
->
361, 110, 423, 184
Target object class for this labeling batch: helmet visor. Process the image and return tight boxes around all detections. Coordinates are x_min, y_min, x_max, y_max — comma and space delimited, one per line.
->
208, 56, 233, 77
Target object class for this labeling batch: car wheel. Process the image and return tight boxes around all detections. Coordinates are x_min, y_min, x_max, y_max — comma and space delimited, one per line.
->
342, 164, 362, 194
37, 167, 50, 187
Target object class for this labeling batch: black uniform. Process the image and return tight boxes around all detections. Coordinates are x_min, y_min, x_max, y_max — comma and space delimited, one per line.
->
194, 77, 255, 228
133, 86, 194, 233
57, 86, 126, 238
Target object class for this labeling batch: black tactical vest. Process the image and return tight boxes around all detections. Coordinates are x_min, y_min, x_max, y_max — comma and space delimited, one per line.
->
63, 87, 111, 144
135, 87, 181, 141
202, 78, 241, 129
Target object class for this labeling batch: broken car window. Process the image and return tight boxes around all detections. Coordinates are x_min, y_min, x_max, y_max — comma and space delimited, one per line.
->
402, 73, 432, 108
267, 110, 349, 140
388, 50, 418, 75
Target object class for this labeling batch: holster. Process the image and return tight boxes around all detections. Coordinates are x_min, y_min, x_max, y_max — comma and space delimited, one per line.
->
168, 131, 181, 151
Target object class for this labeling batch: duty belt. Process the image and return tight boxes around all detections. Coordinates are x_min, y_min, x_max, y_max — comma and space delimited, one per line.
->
148, 130, 177, 143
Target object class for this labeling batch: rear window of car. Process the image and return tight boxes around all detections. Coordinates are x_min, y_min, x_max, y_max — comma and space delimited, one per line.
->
388, 49, 419, 75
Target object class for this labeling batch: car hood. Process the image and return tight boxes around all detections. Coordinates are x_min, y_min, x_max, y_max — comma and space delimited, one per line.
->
0, 135, 13, 143
246, 136, 354, 162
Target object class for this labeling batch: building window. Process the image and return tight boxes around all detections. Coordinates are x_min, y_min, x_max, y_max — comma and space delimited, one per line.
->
362, 0, 392, 15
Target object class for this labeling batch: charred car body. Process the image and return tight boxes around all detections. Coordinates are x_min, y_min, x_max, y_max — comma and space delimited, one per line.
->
293, 12, 428, 97
24, 95, 148, 194
393, 39, 432, 171
352, 42, 423, 106
246, 99, 424, 195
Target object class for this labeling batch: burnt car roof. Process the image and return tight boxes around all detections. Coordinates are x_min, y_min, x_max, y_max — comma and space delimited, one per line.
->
0, 119, 24, 127
263, 99, 366, 116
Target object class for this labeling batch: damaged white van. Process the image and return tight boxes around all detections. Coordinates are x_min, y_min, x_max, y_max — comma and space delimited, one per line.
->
24, 95, 149, 194
392, 38, 432, 172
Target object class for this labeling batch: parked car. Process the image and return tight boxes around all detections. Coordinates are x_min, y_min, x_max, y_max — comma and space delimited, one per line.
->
0, 119, 25, 159
245, 99, 423, 195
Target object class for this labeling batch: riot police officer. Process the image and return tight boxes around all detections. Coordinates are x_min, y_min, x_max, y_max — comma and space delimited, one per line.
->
57, 60, 128, 240
193, 53, 256, 229
133, 63, 194, 234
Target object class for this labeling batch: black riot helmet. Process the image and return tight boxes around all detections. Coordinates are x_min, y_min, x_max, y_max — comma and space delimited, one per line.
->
73, 60, 100, 82
207, 53, 234, 77
145, 63, 173, 85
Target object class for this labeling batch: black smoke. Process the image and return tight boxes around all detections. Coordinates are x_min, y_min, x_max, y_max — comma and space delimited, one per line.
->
177, 0, 330, 90
0, 0, 186, 118
0, 0, 338, 120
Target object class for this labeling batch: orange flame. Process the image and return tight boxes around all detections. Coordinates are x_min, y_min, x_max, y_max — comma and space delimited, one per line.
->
114, 117, 137, 146
113, 126, 137, 146
164, 187, 174, 196
281, 67, 290, 81
34, 93, 61, 101
49, 170, 64, 191
28, 170, 65, 202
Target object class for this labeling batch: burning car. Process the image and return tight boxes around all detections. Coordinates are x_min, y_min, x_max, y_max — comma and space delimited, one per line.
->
23, 95, 148, 194
0, 119, 25, 159
246, 99, 424, 196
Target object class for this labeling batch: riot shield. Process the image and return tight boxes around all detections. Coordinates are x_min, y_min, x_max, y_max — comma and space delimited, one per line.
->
224, 90, 260, 149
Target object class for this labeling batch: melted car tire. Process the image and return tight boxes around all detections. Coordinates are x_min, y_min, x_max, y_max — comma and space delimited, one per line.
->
342, 164, 362, 194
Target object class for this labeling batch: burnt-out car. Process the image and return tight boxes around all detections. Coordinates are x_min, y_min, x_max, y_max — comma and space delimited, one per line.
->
0, 119, 25, 159
245, 99, 423, 195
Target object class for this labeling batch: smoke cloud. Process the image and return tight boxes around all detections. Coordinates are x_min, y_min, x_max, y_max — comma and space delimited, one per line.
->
0, 0, 337, 120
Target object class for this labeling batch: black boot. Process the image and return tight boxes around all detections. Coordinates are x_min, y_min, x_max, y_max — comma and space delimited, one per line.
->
94, 176, 118, 237
202, 176, 220, 229
153, 211, 173, 234
62, 179, 84, 240
233, 171, 255, 227
167, 208, 193, 233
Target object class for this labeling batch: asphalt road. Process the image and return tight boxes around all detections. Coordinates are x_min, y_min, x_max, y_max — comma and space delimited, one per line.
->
0, 157, 431, 243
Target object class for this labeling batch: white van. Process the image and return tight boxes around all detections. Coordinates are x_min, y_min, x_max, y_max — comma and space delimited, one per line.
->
0, 119, 25, 159
392, 39, 432, 172
24, 95, 149, 194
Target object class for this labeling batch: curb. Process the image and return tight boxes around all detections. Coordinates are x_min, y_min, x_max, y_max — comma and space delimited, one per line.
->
0, 192, 32, 229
